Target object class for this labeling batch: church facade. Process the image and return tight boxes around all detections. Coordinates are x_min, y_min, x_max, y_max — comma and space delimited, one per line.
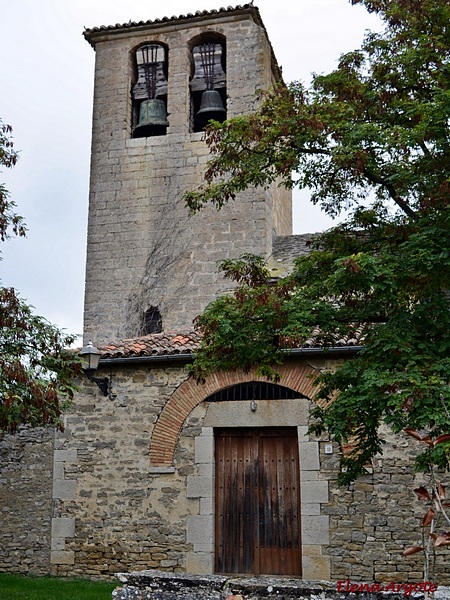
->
1, 4, 449, 587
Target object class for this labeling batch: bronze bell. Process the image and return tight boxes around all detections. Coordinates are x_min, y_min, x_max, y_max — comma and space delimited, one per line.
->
196, 90, 226, 122
133, 98, 169, 137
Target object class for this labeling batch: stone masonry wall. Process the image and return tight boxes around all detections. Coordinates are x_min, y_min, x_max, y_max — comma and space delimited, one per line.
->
2, 360, 448, 583
83, 11, 291, 346
51, 365, 199, 578
323, 428, 450, 585
52, 361, 324, 578
0, 427, 54, 575
50, 358, 450, 584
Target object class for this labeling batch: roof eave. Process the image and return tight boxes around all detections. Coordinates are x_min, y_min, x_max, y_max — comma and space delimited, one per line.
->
85, 5, 259, 46
99, 353, 195, 366
98, 345, 364, 367
82, 5, 282, 81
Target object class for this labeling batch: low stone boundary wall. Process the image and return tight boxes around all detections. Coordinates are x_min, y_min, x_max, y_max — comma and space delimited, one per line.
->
0, 427, 54, 575
112, 571, 449, 599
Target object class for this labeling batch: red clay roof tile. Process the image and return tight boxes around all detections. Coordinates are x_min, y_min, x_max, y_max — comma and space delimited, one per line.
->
100, 330, 202, 358
99, 326, 364, 359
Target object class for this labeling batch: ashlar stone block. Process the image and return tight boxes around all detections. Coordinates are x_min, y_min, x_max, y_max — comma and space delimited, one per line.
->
51, 517, 75, 538
50, 550, 75, 565
300, 480, 329, 504
301, 515, 330, 545
299, 441, 320, 471
194, 434, 214, 465
302, 555, 331, 581
187, 476, 213, 499
52, 478, 77, 500
186, 515, 213, 546
185, 551, 213, 575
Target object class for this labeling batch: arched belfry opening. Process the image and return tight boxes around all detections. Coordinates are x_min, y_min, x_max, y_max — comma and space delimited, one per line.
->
189, 34, 227, 132
132, 43, 169, 137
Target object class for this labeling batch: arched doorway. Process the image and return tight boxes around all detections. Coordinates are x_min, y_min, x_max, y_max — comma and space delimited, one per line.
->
149, 363, 330, 580
206, 382, 304, 576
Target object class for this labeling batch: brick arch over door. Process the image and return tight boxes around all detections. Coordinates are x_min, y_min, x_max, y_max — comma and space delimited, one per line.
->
149, 361, 320, 466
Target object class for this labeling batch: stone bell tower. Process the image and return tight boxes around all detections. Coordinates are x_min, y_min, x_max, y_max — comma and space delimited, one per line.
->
83, 5, 291, 345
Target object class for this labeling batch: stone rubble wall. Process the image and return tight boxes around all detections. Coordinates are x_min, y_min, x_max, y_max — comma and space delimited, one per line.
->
0, 427, 54, 575
51, 367, 196, 578
322, 425, 450, 584
51, 361, 450, 584
2, 364, 450, 584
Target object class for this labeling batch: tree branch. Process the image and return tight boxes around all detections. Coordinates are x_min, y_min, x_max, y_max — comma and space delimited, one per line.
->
363, 168, 417, 218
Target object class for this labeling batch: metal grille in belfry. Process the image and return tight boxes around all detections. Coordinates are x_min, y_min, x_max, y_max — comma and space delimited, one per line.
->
199, 43, 217, 90
139, 44, 159, 99
205, 382, 304, 402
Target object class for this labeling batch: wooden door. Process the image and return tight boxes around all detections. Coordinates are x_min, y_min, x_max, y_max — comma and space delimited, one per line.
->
215, 428, 301, 576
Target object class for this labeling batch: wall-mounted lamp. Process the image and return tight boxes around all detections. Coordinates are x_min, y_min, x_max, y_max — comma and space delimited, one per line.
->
80, 340, 109, 397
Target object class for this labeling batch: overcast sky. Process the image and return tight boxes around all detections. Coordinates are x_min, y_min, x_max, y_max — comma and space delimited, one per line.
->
0, 0, 381, 338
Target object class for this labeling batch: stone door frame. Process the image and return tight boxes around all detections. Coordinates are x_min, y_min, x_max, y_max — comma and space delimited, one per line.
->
184, 398, 331, 579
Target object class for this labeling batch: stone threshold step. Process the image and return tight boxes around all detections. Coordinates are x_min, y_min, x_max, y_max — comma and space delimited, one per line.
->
112, 570, 441, 599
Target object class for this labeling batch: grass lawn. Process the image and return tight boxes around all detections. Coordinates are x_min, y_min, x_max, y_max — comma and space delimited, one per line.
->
0, 573, 117, 600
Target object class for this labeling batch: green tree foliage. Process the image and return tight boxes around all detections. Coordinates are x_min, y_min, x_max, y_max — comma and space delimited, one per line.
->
0, 122, 25, 242
184, 0, 450, 484
0, 120, 81, 433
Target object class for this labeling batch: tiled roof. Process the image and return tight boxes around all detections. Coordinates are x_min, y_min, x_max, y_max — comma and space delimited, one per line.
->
101, 330, 202, 358
293, 325, 365, 350
99, 326, 364, 359
84, 4, 257, 38
83, 4, 281, 81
